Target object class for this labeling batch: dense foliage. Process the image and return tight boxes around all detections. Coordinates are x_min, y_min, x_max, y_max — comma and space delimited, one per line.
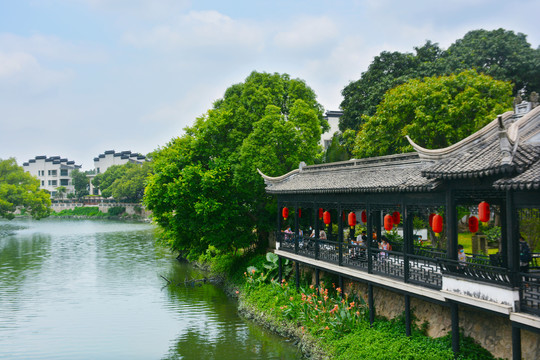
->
0, 158, 51, 219
71, 169, 90, 199
241, 259, 495, 360
353, 70, 513, 158
340, 29, 540, 131
93, 162, 152, 201
144, 71, 327, 257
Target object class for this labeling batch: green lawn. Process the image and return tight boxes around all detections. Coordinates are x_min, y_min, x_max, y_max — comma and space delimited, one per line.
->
457, 233, 498, 255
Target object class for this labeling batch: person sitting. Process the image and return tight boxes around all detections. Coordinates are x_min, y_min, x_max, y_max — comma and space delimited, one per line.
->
457, 244, 467, 264
319, 229, 327, 240
379, 236, 390, 260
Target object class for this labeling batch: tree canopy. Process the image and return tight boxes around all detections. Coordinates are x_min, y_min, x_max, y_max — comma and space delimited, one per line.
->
71, 169, 89, 199
144, 71, 326, 257
0, 158, 51, 219
353, 70, 513, 158
92, 161, 153, 201
340, 29, 539, 131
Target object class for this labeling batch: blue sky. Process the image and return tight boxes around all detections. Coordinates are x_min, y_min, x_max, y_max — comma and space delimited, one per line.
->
1, 0, 539, 169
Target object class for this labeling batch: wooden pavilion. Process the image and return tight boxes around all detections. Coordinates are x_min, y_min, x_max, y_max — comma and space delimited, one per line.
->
260, 101, 540, 359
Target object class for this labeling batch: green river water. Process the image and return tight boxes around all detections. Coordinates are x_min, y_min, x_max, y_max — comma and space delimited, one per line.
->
0, 218, 301, 359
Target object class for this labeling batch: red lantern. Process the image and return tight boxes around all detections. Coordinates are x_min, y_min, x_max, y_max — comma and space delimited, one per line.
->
342, 211, 346, 221
282, 207, 289, 220
298, 208, 301, 218
323, 211, 331, 225
348, 212, 356, 228
432, 214, 443, 234
384, 214, 393, 231
428, 213, 435, 228
478, 201, 490, 223
392, 211, 401, 226
469, 216, 479, 233
319, 208, 323, 219
361, 210, 367, 223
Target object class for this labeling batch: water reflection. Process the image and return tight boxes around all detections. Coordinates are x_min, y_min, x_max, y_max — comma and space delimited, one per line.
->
0, 218, 300, 359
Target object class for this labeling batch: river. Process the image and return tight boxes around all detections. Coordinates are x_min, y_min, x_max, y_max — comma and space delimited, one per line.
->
0, 218, 301, 359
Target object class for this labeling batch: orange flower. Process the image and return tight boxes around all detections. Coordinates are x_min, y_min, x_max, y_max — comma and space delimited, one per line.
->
336, 287, 341, 293
251, 269, 256, 274
325, 326, 329, 330
290, 296, 294, 301
235, 291, 239, 294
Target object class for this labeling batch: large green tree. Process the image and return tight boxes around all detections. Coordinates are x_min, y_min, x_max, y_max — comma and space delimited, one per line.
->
340, 29, 539, 131
353, 70, 513, 158
144, 71, 326, 257
0, 158, 51, 219
340, 41, 443, 131
108, 162, 153, 201
441, 29, 540, 95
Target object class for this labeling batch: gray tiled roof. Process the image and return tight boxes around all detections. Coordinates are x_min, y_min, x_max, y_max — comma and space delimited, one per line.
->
494, 158, 540, 191
263, 153, 440, 194
421, 142, 540, 180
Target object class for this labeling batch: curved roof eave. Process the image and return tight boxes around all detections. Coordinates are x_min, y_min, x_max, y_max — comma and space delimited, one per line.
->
406, 111, 514, 160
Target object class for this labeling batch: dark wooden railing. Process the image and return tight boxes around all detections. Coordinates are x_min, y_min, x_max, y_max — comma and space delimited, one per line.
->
437, 258, 512, 286
276, 232, 540, 316
521, 272, 540, 316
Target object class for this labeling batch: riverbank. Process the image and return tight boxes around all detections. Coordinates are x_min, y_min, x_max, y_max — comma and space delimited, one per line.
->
196, 251, 500, 360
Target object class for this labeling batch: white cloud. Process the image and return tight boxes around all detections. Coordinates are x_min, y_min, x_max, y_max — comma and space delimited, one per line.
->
0, 33, 108, 63
123, 10, 264, 51
0, 51, 73, 93
273, 16, 339, 50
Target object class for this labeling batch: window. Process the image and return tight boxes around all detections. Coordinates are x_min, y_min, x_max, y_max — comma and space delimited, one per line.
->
48, 180, 57, 186
41, 181, 44, 186
60, 169, 68, 176
60, 179, 69, 186
48, 170, 57, 176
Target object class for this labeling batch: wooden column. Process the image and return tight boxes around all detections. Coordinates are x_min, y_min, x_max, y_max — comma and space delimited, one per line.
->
446, 189, 458, 260
315, 204, 320, 260
367, 206, 373, 274
338, 206, 343, 266
451, 302, 460, 355
403, 206, 412, 283
506, 190, 520, 287
511, 323, 521, 360
500, 202, 508, 268
368, 283, 375, 326
405, 294, 411, 337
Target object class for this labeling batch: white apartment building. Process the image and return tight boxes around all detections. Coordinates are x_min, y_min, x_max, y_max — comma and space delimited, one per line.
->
321, 110, 343, 150
23, 156, 81, 197
93, 150, 146, 174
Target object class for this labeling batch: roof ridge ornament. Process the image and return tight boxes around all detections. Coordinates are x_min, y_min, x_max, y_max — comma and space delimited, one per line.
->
498, 115, 514, 166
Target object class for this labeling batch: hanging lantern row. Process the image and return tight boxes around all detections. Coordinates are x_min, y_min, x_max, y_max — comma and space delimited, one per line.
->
469, 216, 479, 233
478, 201, 490, 223
319, 208, 324, 219
361, 210, 367, 223
348, 212, 356, 228
282, 207, 289, 220
384, 214, 393, 231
